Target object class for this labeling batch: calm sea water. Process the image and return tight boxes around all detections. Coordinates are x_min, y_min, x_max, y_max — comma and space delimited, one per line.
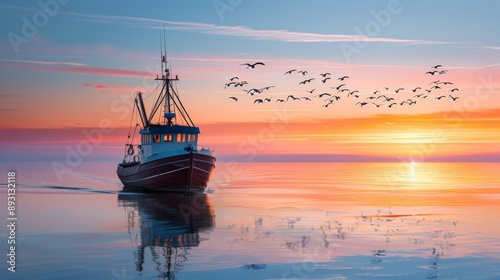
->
0, 160, 499, 279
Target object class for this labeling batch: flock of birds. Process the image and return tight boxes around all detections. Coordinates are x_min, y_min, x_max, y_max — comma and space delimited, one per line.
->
224, 62, 461, 109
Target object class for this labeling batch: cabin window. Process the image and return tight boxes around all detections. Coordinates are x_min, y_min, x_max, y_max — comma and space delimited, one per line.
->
177, 133, 185, 142
163, 134, 173, 142
187, 134, 197, 142
141, 134, 151, 144
153, 134, 161, 143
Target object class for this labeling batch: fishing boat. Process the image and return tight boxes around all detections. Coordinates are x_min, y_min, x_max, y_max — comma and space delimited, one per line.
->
116, 45, 216, 192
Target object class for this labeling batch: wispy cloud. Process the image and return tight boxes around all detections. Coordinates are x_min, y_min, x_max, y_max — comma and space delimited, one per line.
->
0, 58, 85, 66
63, 12, 451, 45
484, 46, 500, 51
82, 83, 145, 92
0, 59, 152, 78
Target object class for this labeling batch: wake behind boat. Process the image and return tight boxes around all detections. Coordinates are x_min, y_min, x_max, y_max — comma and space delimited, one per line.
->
117, 43, 215, 192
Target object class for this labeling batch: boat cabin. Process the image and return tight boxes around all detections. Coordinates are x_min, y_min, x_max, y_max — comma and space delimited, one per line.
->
140, 124, 200, 162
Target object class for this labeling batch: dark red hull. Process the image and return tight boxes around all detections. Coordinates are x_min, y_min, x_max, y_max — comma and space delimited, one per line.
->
116, 153, 215, 192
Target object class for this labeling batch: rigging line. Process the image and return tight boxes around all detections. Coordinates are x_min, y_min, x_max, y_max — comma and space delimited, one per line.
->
126, 97, 137, 143
170, 83, 195, 126
169, 87, 192, 127
147, 83, 167, 124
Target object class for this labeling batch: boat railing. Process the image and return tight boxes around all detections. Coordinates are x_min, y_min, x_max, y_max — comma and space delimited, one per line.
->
123, 144, 142, 164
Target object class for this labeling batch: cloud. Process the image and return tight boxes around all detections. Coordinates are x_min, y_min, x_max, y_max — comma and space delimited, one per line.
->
63, 12, 451, 45
82, 83, 145, 92
0, 59, 153, 78
0, 58, 85, 66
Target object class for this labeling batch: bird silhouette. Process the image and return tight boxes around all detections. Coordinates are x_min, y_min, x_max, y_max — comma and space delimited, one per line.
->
254, 99, 263, 104
298, 70, 308, 76
394, 88, 404, 93
285, 69, 297, 75
264, 97, 272, 102
287, 95, 301, 101
240, 62, 265, 69
276, 99, 285, 103
314, 93, 331, 98
319, 72, 331, 77
449, 88, 459, 92
426, 70, 439, 75
386, 102, 398, 108
228, 96, 238, 102
244, 88, 262, 95
356, 102, 368, 107
305, 89, 316, 94
431, 64, 443, 69
332, 84, 346, 90
434, 95, 446, 100
448, 95, 459, 101
320, 77, 331, 83
301, 97, 312, 101
234, 81, 248, 87
260, 86, 275, 91
411, 87, 422, 92
338, 76, 349, 81
372, 102, 382, 107
299, 78, 315, 85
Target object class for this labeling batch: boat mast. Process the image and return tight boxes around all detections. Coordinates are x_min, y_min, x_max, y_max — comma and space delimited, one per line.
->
147, 29, 196, 128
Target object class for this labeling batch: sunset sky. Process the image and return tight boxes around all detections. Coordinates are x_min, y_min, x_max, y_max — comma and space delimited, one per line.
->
1, 0, 499, 162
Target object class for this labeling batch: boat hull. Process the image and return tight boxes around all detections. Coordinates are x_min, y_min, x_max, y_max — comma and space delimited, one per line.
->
116, 153, 215, 192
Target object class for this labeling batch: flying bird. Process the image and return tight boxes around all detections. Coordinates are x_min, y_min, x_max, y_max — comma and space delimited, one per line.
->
373, 90, 380, 95
314, 93, 331, 98
287, 95, 301, 101
244, 88, 262, 95
284, 69, 297, 75
449, 88, 459, 92
224, 81, 238, 88
412, 87, 422, 92
319, 72, 331, 77
305, 89, 316, 94
260, 86, 275, 91
227, 76, 239, 81
276, 99, 285, 103
264, 97, 272, 102
332, 84, 346, 90
322, 102, 334, 108
355, 102, 368, 107
240, 62, 265, 69
431, 64, 443, 69
254, 99, 263, 104
394, 88, 404, 93
228, 96, 238, 102
298, 70, 308, 76
386, 102, 398, 108
234, 81, 248, 87
320, 77, 331, 83
301, 97, 312, 101
338, 76, 349, 81
448, 95, 459, 101
434, 95, 446, 100
372, 102, 382, 107
426, 70, 439, 76
299, 78, 315, 85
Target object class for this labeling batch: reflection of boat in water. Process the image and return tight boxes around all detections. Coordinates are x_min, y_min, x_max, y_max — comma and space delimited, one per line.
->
118, 193, 215, 279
